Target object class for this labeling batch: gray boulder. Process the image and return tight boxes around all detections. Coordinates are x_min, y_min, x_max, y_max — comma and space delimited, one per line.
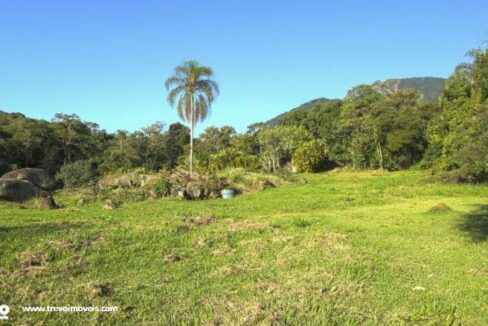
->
1, 168, 57, 190
169, 171, 227, 200
39, 195, 57, 209
0, 180, 46, 202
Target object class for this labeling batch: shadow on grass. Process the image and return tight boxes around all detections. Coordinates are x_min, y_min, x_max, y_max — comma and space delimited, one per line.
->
458, 205, 488, 242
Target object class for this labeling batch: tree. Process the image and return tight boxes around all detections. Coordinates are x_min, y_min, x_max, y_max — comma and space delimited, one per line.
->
51, 113, 98, 164
164, 123, 190, 169
102, 130, 143, 171
258, 126, 311, 172
292, 139, 328, 172
141, 122, 167, 170
165, 61, 219, 175
339, 85, 383, 169
303, 100, 342, 160
427, 48, 488, 181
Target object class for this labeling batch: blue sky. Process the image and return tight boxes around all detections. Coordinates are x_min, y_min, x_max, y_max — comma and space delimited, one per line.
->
1, 0, 487, 134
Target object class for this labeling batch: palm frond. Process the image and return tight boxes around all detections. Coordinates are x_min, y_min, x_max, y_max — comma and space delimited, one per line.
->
195, 94, 209, 122
185, 92, 193, 123
165, 60, 218, 128
167, 85, 185, 107
196, 80, 219, 104
165, 76, 185, 90
194, 65, 214, 79
176, 97, 186, 122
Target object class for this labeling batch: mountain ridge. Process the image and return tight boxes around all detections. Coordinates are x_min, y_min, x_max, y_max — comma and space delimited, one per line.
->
265, 76, 446, 126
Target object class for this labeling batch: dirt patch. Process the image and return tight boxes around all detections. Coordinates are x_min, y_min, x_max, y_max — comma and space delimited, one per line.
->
271, 235, 294, 244
213, 263, 251, 277
80, 235, 106, 247
224, 218, 268, 233
238, 238, 265, 251
44, 235, 105, 251
211, 245, 237, 256
193, 237, 210, 247
163, 253, 182, 263
17, 252, 48, 277
302, 231, 350, 252
103, 199, 117, 210
430, 202, 452, 213
183, 215, 214, 226
45, 240, 75, 250
242, 302, 265, 325
18, 252, 47, 269
0, 268, 10, 276
86, 282, 113, 298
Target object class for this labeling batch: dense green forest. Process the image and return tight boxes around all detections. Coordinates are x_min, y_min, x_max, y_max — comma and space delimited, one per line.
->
265, 77, 445, 126
1, 49, 487, 183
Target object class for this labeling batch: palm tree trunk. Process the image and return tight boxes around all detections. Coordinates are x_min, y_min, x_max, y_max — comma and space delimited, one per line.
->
374, 131, 384, 171
189, 95, 194, 176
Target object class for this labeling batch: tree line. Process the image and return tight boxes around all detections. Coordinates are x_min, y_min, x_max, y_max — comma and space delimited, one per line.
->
0, 112, 189, 175
1, 47, 487, 182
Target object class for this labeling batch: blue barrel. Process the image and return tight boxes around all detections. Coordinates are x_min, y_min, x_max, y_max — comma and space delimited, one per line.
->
221, 189, 235, 199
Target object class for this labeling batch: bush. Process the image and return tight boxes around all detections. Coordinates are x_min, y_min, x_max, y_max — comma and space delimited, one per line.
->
208, 148, 261, 172
218, 168, 303, 192
57, 160, 99, 189
292, 140, 329, 173
153, 178, 172, 197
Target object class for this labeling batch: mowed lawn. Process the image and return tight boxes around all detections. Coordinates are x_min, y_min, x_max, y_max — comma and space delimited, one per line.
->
1, 170, 488, 324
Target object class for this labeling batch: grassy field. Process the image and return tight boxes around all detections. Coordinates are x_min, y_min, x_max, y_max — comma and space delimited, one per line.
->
1, 170, 488, 324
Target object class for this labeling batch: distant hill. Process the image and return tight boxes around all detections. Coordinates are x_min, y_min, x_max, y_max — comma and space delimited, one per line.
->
396, 77, 445, 103
265, 98, 334, 126
264, 77, 446, 126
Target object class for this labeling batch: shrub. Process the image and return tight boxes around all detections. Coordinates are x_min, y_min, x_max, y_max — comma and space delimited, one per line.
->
153, 178, 172, 197
56, 160, 99, 189
292, 140, 329, 173
217, 168, 304, 192
208, 148, 261, 172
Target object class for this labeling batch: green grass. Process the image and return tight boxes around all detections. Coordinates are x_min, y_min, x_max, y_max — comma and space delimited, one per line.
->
1, 170, 488, 324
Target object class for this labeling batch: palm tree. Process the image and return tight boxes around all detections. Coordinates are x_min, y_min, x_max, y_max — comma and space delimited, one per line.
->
165, 61, 219, 175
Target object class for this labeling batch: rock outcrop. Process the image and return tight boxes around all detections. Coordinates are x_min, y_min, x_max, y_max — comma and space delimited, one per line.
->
169, 171, 227, 200
0, 179, 46, 202
1, 168, 57, 191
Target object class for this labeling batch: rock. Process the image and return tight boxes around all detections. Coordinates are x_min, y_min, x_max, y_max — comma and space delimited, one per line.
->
412, 286, 426, 291
256, 179, 275, 190
1, 168, 57, 190
103, 199, 116, 210
0, 179, 45, 202
169, 171, 227, 200
147, 190, 157, 201
39, 195, 57, 209
184, 215, 213, 225
208, 190, 221, 198
186, 181, 205, 199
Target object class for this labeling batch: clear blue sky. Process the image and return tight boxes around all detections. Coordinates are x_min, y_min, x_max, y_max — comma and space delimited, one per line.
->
1, 0, 487, 134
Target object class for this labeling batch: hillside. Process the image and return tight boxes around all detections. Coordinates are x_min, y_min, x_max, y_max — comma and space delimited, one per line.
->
397, 77, 446, 102
266, 98, 333, 126
264, 77, 445, 126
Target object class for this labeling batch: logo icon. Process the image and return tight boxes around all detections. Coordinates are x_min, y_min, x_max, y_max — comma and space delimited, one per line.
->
0, 305, 9, 320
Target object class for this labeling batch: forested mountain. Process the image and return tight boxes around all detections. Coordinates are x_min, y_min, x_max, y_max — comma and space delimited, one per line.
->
266, 98, 333, 126
264, 77, 445, 126
396, 77, 445, 102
